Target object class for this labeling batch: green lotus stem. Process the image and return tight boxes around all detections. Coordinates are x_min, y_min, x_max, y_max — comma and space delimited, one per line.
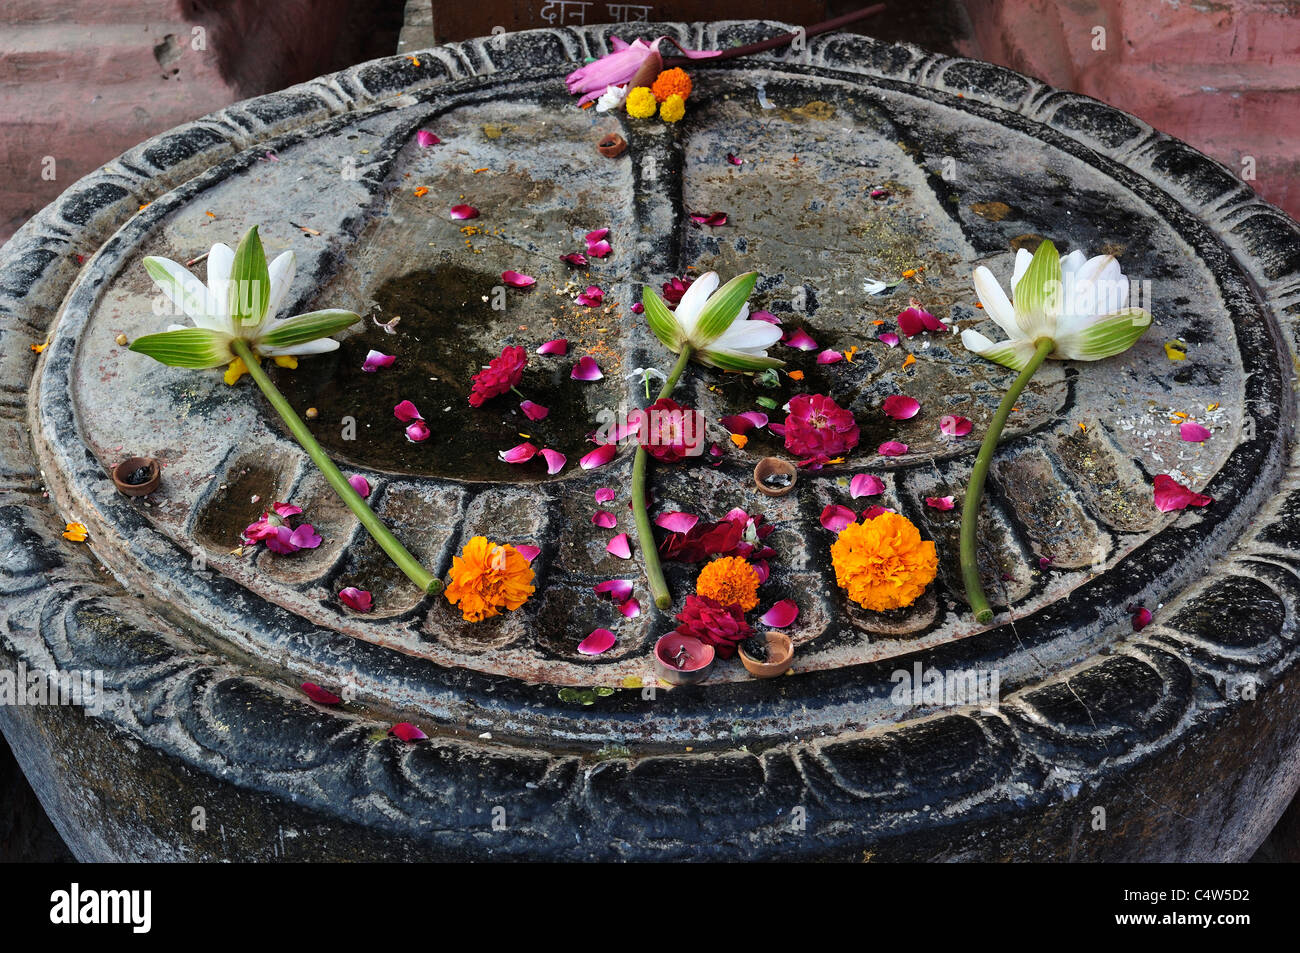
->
230, 339, 441, 595
960, 337, 1055, 624
632, 345, 693, 610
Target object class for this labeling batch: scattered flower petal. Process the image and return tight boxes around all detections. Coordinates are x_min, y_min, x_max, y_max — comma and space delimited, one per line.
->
394, 399, 421, 422
750, 310, 781, 325
878, 441, 909, 457
362, 350, 396, 373
449, 204, 479, 220
689, 211, 728, 226
1180, 422, 1211, 443
416, 130, 440, 147
592, 509, 618, 528
618, 598, 641, 619
405, 420, 431, 442
726, 153, 744, 166
1153, 474, 1213, 512
520, 400, 549, 421
571, 355, 604, 380
585, 228, 609, 243
655, 511, 699, 533
896, 305, 946, 337
594, 579, 633, 602
784, 327, 819, 350
586, 240, 612, 258
862, 505, 893, 520
850, 474, 886, 498
594, 488, 616, 503
515, 544, 541, 562
606, 533, 631, 559
580, 442, 618, 469
925, 495, 956, 511
1131, 605, 1152, 631
561, 252, 589, 267
339, 587, 373, 612
760, 600, 799, 627
390, 722, 427, 742
576, 285, 604, 307
539, 449, 566, 474
301, 682, 342, 705
877, 332, 900, 348
719, 411, 768, 435
499, 442, 539, 464
940, 415, 973, 437
537, 338, 569, 355
820, 504, 856, 532
501, 270, 536, 288
817, 348, 843, 364
347, 474, 372, 497
578, 628, 617, 655
882, 395, 921, 420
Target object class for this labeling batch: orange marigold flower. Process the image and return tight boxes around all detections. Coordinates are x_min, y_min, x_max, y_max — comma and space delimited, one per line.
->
695, 556, 760, 612
651, 67, 692, 102
830, 512, 937, 612
445, 536, 535, 622
62, 522, 88, 542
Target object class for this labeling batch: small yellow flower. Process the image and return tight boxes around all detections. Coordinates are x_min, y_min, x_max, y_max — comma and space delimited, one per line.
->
659, 93, 686, 123
62, 522, 88, 542
830, 512, 937, 612
695, 556, 760, 612
625, 86, 657, 119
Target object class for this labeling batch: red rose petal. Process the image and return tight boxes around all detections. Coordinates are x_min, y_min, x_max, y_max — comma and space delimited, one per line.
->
393, 399, 421, 422
539, 448, 566, 475
338, 586, 373, 612
1153, 474, 1213, 512
592, 509, 617, 528
537, 338, 569, 356
571, 355, 604, 380
719, 411, 768, 435
689, 211, 728, 226
940, 415, 973, 437
594, 578, 633, 602
820, 504, 856, 532
501, 270, 536, 288
618, 598, 641, 619
561, 252, 589, 267
578, 628, 617, 655
301, 682, 342, 705
585, 228, 609, 243
594, 487, 616, 503
580, 443, 618, 469
576, 285, 604, 307
362, 350, 396, 372
449, 204, 479, 220
416, 130, 441, 147
520, 400, 549, 421
606, 533, 631, 559
883, 395, 921, 420
759, 600, 799, 627
817, 349, 843, 364
389, 722, 427, 742
498, 442, 539, 464
347, 474, 372, 497
877, 332, 900, 348
862, 505, 893, 519
405, 420, 431, 443
727, 153, 744, 166
878, 441, 909, 457
1130, 606, 1152, 631
586, 240, 612, 258
654, 511, 699, 533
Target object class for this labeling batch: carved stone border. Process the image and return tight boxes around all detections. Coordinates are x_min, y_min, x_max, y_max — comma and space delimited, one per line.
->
2, 21, 1299, 860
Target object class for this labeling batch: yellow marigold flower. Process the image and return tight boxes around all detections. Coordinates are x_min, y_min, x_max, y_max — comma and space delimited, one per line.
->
445, 536, 536, 622
696, 556, 760, 612
830, 512, 937, 612
651, 68, 692, 102
625, 86, 657, 119
659, 93, 686, 123
62, 522, 88, 542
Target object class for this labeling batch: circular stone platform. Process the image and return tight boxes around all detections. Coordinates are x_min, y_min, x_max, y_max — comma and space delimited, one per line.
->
3, 20, 1300, 861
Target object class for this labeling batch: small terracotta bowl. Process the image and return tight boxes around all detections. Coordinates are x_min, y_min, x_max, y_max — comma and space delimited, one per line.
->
739, 632, 794, 679
653, 633, 714, 685
111, 457, 160, 497
754, 456, 797, 497
597, 133, 627, 158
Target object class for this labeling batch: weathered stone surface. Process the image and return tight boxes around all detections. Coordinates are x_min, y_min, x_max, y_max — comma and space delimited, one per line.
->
1, 20, 1299, 860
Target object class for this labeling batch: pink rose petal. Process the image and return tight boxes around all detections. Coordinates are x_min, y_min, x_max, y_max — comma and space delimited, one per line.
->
820, 504, 856, 532
759, 599, 799, 627
362, 350, 396, 373
515, 544, 541, 563
538, 338, 569, 356
878, 441, 909, 457
896, 305, 946, 337
338, 587, 373, 612
561, 252, 589, 268
416, 129, 440, 147
925, 495, 956, 511
817, 349, 843, 364
631, 302, 644, 314
576, 285, 604, 307
750, 310, 780, 325
606, 533, 631, 559
1153, 474, 1213, 512
394, 399, 421, 422
1130, 605, 1152, 631
449, 204, 479, 220
499, 442, 539, 464
883, 395, 921, 420
520, 400, 549, 421
719, 411, 768, 435
390, 723, 427, 742
580, 442, 618, 469
290, 524, 322, 550
586, 240, 611, 258
784, 328, 819, 351
540, 448, 566, 474
578, 628, 617, 655
862, 505, 893, 519
302, 682, 342, 705
689, 211, 728, 226
501, 270, 536, 288
272, 502, 302, 519
594, 578, 633, 602
592, 509, 617, 528
940, 415, 973, 437
618, 598, 641, 619
1180, 422, 1211, 443
850, 473, 886, 498
594, 487, 616, 503
347, 474, 372, 497
585, 228, 609, 243
654, 511, 699, 533
726, 153, 744, 166
571, 355, 604, 380
752, 560, 770, 584
877, 332, 900, 348
405, 420, 431, 443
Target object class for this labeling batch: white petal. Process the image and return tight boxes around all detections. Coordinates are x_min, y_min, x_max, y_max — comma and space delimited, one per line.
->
711, 318, 782, 352
144, 256, 222, 330
205, 243, 235, 318
961, 328, 1035, 371
1010, 247, 1034, 291
673, 271, 718, 339
972, 265, 1021, 339
263, 250, 296, 323
1060, 249, 1086, 278
260, 338, 340, 357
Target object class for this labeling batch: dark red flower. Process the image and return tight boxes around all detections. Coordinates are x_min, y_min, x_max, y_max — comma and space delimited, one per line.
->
661, 275, 695, 308
629, 397, 705, 462
674, 594, 752, 659
469, 345, 527, 407
783, 393, 859, 465
659, 508, 776, 564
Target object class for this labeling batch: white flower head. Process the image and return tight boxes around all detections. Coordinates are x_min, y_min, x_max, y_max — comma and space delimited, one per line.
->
594, 84, 628, 113
961, 239, 1152, 371
642, 271, 783, 372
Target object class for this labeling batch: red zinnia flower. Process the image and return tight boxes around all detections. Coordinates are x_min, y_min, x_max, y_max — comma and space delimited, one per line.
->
783, 393, 859, 465
630, 397, 705, 462
673, 594, 752, 659
469, 345, 527, 407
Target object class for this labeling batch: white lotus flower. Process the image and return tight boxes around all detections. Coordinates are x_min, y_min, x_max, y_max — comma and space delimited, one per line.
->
642, 271, 784, 371
961, 239, 1151, 371
131, 226, 359, 383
